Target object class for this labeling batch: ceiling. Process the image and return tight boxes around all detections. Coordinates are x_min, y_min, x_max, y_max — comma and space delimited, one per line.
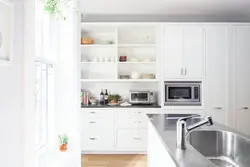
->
80, 0, 250, 15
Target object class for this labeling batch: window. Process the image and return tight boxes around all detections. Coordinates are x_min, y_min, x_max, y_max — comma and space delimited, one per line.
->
35, 61, 53, 151
35, 0, 54, 153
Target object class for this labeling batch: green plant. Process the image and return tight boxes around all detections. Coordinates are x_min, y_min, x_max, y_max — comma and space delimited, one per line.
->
58, 134, 69, 144
108, 94, 122, 102
40, 0, 76, 20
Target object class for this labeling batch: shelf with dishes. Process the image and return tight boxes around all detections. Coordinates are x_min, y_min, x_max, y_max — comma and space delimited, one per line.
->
80, 79, 158, 82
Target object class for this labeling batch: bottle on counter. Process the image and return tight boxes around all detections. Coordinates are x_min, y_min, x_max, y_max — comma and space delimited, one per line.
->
100, 89, 104, 105
104, 89, 109, 105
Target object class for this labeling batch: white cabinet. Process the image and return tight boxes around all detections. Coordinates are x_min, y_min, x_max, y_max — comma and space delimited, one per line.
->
81, 108, 151, 153
163, 26, 183, 78
163, 25, 204, 79
148, 121, 177, 167
116, 130, 147, 150
81, 109, 115, 151
205, 26, 228, 125
183, 26, 204, 79
232, 26, 250, 136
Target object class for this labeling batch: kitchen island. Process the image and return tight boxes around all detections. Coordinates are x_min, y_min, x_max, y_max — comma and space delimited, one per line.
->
147, 114, 250, 167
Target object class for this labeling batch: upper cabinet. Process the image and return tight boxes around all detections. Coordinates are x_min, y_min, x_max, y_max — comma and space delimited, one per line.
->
163, 25, 204, 79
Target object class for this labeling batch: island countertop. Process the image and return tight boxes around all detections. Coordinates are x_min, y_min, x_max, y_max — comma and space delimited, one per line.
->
147, 113, 250, 167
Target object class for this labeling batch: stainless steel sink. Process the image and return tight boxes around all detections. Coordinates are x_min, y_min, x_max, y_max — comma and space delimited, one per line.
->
187, 130, 250, 167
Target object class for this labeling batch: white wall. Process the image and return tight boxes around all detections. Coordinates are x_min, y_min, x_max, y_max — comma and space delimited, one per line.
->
0, 0, 24, 167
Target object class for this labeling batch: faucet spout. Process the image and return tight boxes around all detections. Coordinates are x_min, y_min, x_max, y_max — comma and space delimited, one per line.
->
176, 115, 213, 150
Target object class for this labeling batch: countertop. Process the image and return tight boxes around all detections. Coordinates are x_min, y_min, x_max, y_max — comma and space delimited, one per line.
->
81, 104, 161, 108
147, 113, 249, 167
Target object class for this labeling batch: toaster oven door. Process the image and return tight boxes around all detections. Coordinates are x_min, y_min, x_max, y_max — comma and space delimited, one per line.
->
130, 92, 149, 104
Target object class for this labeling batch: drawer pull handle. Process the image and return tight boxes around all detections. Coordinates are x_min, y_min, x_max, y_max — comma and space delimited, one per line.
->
214, 107, 223, 110
90, 137, 97, 140
138, 112, 142, 114
90, 112, 96, 114
137, 121, 142, 123
134, 137, 141, 140
242, 107, 249, 110
90, 121, 96, 124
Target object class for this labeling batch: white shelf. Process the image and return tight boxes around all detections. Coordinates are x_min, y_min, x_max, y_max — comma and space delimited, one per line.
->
80, 62, 117, 64
118, 62, 156, 64
80, 79, 158, 82
0, 60, 11, 66
118, 44, 156, 47
81, 44, 116, 48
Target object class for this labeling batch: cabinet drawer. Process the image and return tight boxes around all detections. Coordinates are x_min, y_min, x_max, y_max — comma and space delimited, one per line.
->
81, 130, 114, 151
116, 117, 138, 129
116, 109, 138, 118
81, 109, 114, 119
82, 118, 114, 131
136, 118, 148, 128
116, 130, 147, 150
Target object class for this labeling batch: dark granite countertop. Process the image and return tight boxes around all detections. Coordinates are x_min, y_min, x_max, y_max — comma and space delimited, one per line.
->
81, 104, 161, 108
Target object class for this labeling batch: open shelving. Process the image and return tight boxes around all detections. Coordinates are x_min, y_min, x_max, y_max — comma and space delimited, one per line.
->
80, 24, 159, 83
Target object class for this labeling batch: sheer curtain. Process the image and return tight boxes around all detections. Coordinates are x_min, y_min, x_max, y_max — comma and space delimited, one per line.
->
35, 0, 55, 159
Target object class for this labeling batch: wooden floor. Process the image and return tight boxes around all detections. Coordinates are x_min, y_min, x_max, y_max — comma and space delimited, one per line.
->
82, 154, 147, 167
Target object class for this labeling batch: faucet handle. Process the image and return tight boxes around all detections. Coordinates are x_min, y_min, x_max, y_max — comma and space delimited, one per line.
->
178, 114, 200, 122
205, 116, 214, 126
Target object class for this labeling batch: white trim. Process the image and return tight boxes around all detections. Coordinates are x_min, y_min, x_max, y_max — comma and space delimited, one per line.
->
35, 57, 54, 65
0, 0, 14, 65
80, 79, 158, 82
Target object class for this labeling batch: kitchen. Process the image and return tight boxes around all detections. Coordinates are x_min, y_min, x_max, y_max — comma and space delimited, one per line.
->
79, 22, 250, 167
2, 0, 250, 167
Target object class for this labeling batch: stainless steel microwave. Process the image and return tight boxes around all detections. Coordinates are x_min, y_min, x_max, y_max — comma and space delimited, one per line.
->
164, 81, 201, 106
129, 90, 157, 104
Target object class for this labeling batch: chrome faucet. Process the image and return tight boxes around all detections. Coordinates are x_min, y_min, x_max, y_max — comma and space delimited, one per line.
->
176, 115, 213, 150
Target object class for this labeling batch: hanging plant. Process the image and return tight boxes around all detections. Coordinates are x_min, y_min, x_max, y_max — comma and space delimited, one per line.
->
41, 0, 76, 20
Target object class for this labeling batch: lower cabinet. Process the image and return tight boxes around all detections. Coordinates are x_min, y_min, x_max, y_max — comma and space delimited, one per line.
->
81, 108, 150, 153
116, 130, 147, 150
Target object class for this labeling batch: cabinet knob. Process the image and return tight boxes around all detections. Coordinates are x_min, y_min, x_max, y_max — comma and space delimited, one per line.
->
214, 107, 223, 110
90, 121, 96, 124
90, 112, 96, 114
184, 68, 187, 75
242, 107, 249, 110
138, 112, 142, 114
134, 137, 141, 140
90, 137, 97, 140
137, 121, 142, 124
181, 68, 183, 75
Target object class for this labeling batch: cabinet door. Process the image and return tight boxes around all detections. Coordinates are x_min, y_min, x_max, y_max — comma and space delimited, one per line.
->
205, 26, 228, 124
163, 26, 183, 79
183, 26, 204, 79
116, 129, 147, 150
234, 26, 250, 136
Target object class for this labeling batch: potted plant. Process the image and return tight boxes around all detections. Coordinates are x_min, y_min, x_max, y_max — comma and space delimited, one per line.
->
108, 94, 122, 104
40, 0, 76, 20
58, 134, 69, 152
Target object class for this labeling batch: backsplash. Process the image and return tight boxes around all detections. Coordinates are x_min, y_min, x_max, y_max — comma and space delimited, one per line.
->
81, 82, 158, 101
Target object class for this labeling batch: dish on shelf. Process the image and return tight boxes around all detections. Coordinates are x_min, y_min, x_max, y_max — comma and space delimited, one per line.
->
141, 73, 155, 79
130, 57, 139, 62
141, 58, 152, 62
98, 40, 114, 44
81, 38, 94, 44
131, 72, 140, 79
120, 74, 130, 79
119, 56, 127, 62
